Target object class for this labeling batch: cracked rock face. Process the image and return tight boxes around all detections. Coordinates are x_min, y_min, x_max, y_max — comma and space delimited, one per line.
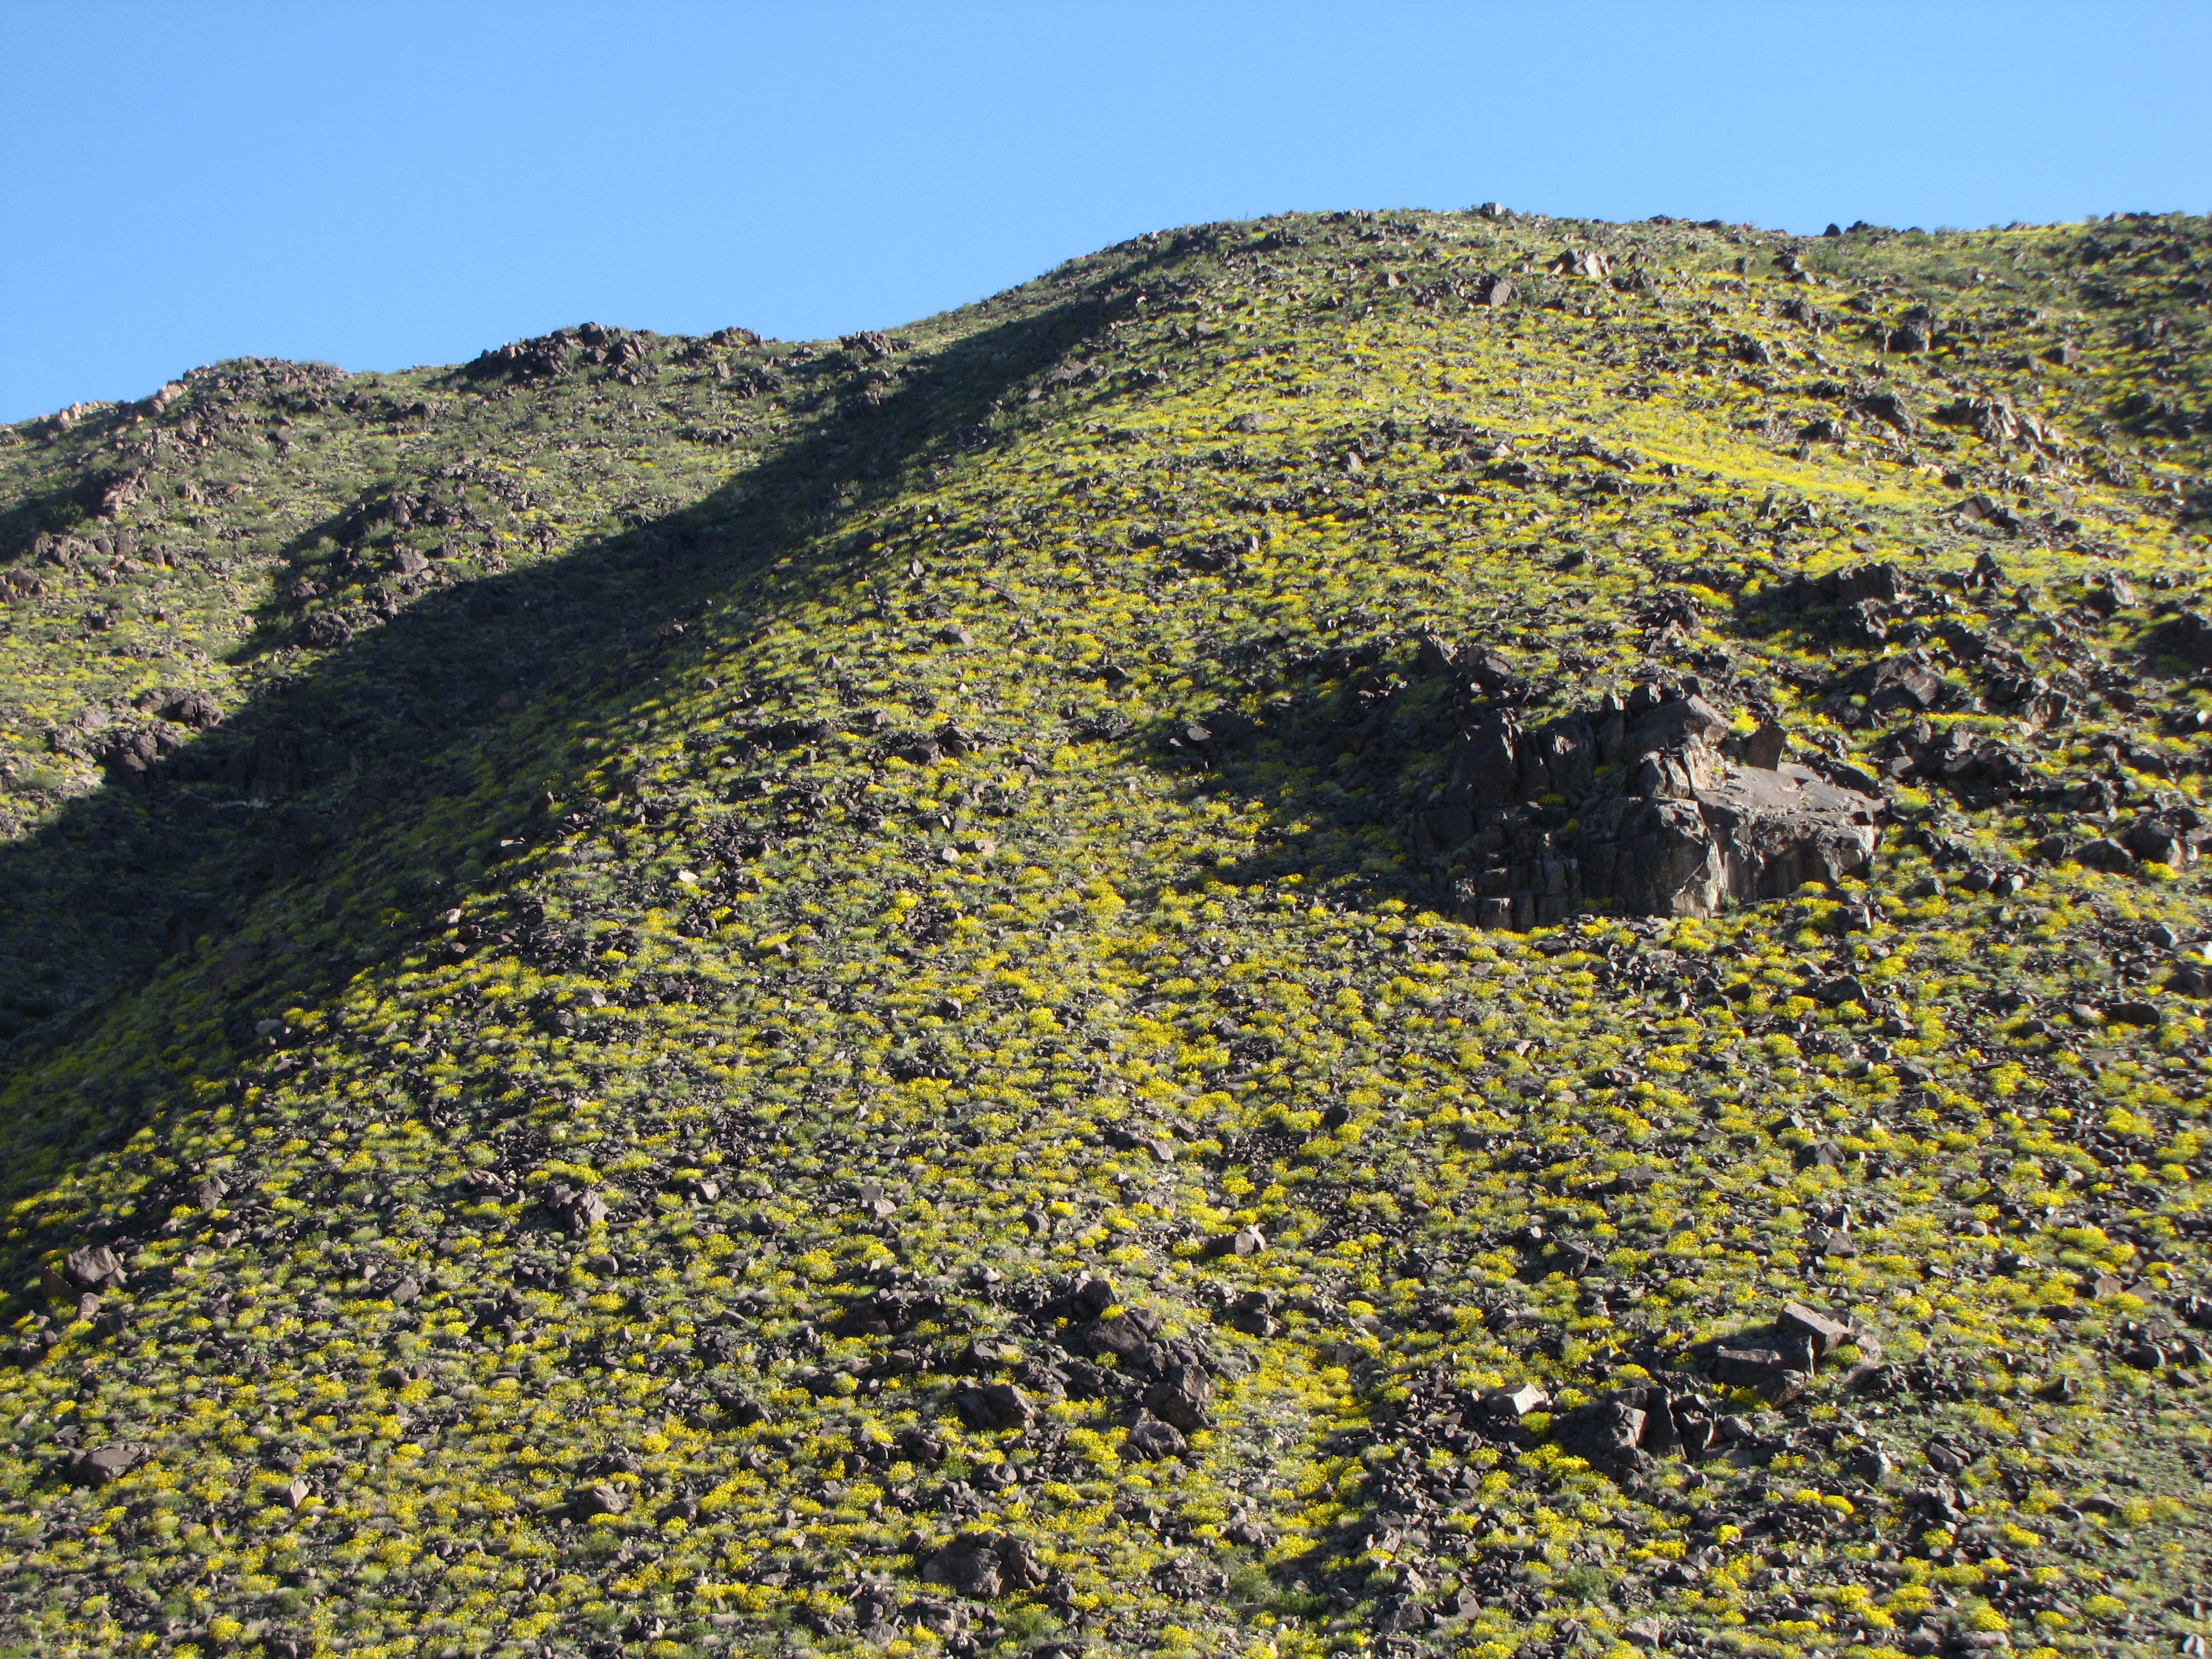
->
1431, 683, 1881, 926
1611, 752, 1882, 917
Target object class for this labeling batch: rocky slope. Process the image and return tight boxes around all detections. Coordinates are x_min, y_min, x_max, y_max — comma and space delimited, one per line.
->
0, 206, 2209, 1659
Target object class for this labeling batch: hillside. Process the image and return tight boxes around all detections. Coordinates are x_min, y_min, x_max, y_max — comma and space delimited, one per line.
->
0, 204, 2209, 1659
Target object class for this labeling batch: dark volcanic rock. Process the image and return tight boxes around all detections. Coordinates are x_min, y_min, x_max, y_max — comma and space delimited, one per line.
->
1421, 682, 1880, 927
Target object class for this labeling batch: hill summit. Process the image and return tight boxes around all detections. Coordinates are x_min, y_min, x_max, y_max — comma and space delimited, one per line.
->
1, 205, 2210, 1659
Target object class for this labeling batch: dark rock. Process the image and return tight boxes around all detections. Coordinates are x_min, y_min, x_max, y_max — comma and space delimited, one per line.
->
1855, 390, 1917, 434
1140, 1359, 1214, 1431
572, 1483, 628, 1518
2122, 817, 2193, 868
1854, 655, 1946, 712
920, 1530, 1046, 1599
1622, 694, 1729, 759
1713, 1345, 1787, 1385
1923, 1435, 1974, 1477
158, 690, 222, 729
2169, 956, 2212, 997
226, 723, 310, 799
1124, 1410, 1188, 1459
2073, 838, 2135, 873
1849, 1446, 1893, 1481
1485, 1383, 1550, 1421
952, 1383, 1036, 1432
1745, 721, 1786, 770
1442, 683, 1879, 926
1082, 1312, 1153, 1363
1585, 758, 1879, 921
62, 1245, 125, 1291
1556, 1397, 1651, 1477
1778, 1302, 1853, 1359
65, 1442, 150, 1488
164, 906, 221, 959
1764, 1369, 1811, 1408
2154, 611, 2212, 669
557, 1190, 611, 1234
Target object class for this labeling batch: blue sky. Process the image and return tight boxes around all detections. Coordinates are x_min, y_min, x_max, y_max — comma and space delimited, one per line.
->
3, 1, 2208, 422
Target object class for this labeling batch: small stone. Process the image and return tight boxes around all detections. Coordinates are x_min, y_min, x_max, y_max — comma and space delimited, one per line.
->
1232, 1224, 1266, 1257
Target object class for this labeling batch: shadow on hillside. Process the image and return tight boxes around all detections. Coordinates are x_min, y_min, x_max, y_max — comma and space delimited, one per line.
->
0, 285, 1157, 1223
0, 228, 1465, 1276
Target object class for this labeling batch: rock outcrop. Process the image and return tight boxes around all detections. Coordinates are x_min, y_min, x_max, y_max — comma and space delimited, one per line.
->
1408, 655, 1882, 927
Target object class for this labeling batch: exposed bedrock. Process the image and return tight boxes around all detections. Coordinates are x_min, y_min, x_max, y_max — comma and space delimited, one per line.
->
1406, 663, 1882, 927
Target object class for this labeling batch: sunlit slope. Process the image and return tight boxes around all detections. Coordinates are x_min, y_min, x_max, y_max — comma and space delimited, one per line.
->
0, 207, 2207, 1659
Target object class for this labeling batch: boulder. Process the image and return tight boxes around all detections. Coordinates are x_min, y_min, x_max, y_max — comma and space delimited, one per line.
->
1124, 1410, 1188, 1459
65, 1442, 150, 1488
920, 1530, 1046, 1599
1484, 1383, 1550, 1421
1556, 1398, 1651, 1477
1778, 1302, 1854, 1359
2156, 611, 2212, 669
62, 1244, 126, 1291
572, 1483, 628, 1518
1140, 1359, 1214, 1431
953, 1383, 1037, 1432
